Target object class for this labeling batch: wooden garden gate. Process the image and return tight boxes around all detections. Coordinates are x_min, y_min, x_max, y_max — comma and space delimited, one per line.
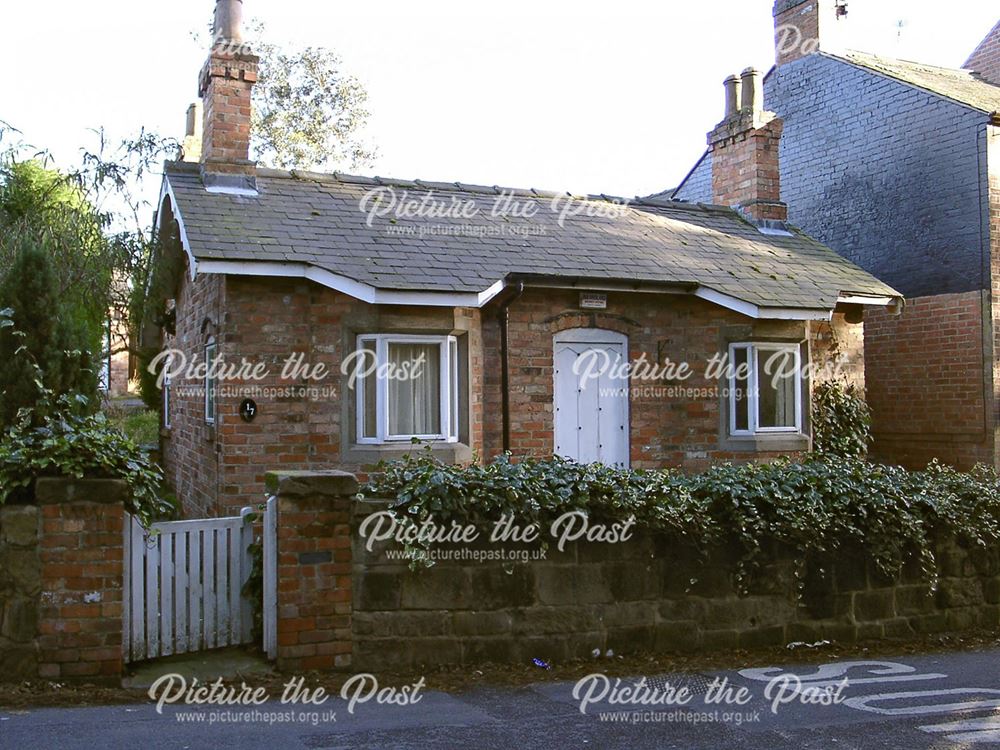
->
123, 507, 261, 663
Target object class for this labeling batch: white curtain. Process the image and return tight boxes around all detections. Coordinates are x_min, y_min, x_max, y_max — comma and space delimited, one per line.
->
757, 350, 795, 428
388, 343, 441, 435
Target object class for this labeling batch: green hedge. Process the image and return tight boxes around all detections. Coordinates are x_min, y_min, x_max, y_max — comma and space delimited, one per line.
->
0, 308, 174, 526
362, 451, 1000, 592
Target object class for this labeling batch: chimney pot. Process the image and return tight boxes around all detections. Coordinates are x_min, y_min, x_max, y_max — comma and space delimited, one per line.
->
185, 103, 200, 138
213, 0, 245, 45
709, 65, 787, 223
740, 67, 762, 114
724, 74, 742, 118
180, 103, 203, 162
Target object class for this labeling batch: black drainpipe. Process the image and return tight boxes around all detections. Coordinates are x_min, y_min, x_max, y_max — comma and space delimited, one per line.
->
499, 281, 525, 453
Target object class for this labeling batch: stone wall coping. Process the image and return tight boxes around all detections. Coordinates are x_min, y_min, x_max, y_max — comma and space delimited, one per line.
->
34, 477, 129, 505
266, 470, 359, 498
352, 497, 394, 520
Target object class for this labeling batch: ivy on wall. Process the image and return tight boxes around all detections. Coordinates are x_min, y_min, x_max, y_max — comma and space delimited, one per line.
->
364, 450, 1000, 595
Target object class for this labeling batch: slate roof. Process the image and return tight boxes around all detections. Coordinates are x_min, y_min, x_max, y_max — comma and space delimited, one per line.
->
663, 50, 1000, 203
829, 50, 1000, 114
164, 161, 898, 312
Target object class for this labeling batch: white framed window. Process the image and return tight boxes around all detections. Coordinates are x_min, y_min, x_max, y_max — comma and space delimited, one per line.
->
355, 334, 460, 444
204, 337, 217, 424
728, 342, 802, 436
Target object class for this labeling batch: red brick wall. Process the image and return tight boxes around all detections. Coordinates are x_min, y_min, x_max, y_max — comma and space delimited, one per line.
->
864, 292, 994, 470
860, 125, 1000, 471
965, 20, 1000, 86
270, 472, 354, 672
774, 0, 821, 67
481, 288, 843, 472
107, 306, 132, 397
711, 118, 787, 221
199, 50, 258, 168
162, 270, 225, 518
35, 479, 125, 683
219, 276, 333, 514
164, 274, 485, 516
164, 277, 869, 510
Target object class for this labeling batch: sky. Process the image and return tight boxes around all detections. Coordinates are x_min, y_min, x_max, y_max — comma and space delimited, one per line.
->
0, 0, 995, 213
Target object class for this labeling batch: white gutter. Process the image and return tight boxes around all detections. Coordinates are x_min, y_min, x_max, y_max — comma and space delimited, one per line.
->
836, 294, 897, 306
196, 260, 508, 308
693, 288, 832, 321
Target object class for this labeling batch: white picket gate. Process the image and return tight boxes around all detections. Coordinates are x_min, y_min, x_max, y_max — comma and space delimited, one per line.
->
123, 508, 258, 663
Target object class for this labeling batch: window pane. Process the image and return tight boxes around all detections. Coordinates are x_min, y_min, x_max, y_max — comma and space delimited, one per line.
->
757, 348, 797, 428
388, 343, 441, 436
732, 346, 749, 432
163, 376, 171, 429
361, 340, 377, 439
205, 342, 216, 422
449, 339, 458, 439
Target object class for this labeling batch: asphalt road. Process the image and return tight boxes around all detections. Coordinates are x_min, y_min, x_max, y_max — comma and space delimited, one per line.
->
4, 649, 1000, 749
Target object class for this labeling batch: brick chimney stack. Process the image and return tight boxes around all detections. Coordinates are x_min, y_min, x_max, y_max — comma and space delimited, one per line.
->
773, 0, 849, 67
708, 68, 788, 223
199, 0, 258, 192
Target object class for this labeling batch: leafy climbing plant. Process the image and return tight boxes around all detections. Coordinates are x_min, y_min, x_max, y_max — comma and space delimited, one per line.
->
812, 380, 872, 458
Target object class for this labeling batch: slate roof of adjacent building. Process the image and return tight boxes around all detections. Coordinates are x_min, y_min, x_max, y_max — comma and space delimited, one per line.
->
663, 50, 1000, 203
829, 50, 1000, 114
163, 160, 899, 312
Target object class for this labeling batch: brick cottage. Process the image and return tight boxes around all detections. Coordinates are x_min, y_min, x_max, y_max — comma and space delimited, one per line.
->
671, 2, 1000, 470
149, 0, 900, 517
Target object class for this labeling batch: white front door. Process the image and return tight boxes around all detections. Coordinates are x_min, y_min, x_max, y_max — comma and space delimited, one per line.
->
553, 329, 630, 467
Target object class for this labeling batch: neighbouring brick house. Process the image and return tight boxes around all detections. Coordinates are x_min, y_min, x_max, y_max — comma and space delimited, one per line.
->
148, 0, 899, 517
671, 2, 1000, 470
100, 301, 134, 398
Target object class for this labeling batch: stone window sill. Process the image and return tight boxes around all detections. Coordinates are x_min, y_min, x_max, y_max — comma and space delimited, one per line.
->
345, 442, 473, 466
719, 433, 810, 453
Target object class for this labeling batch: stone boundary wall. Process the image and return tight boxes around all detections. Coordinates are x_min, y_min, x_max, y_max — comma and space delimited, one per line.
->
350, 503, 1000, 672
0, 478, 126, 683
0, 503, 40, 677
